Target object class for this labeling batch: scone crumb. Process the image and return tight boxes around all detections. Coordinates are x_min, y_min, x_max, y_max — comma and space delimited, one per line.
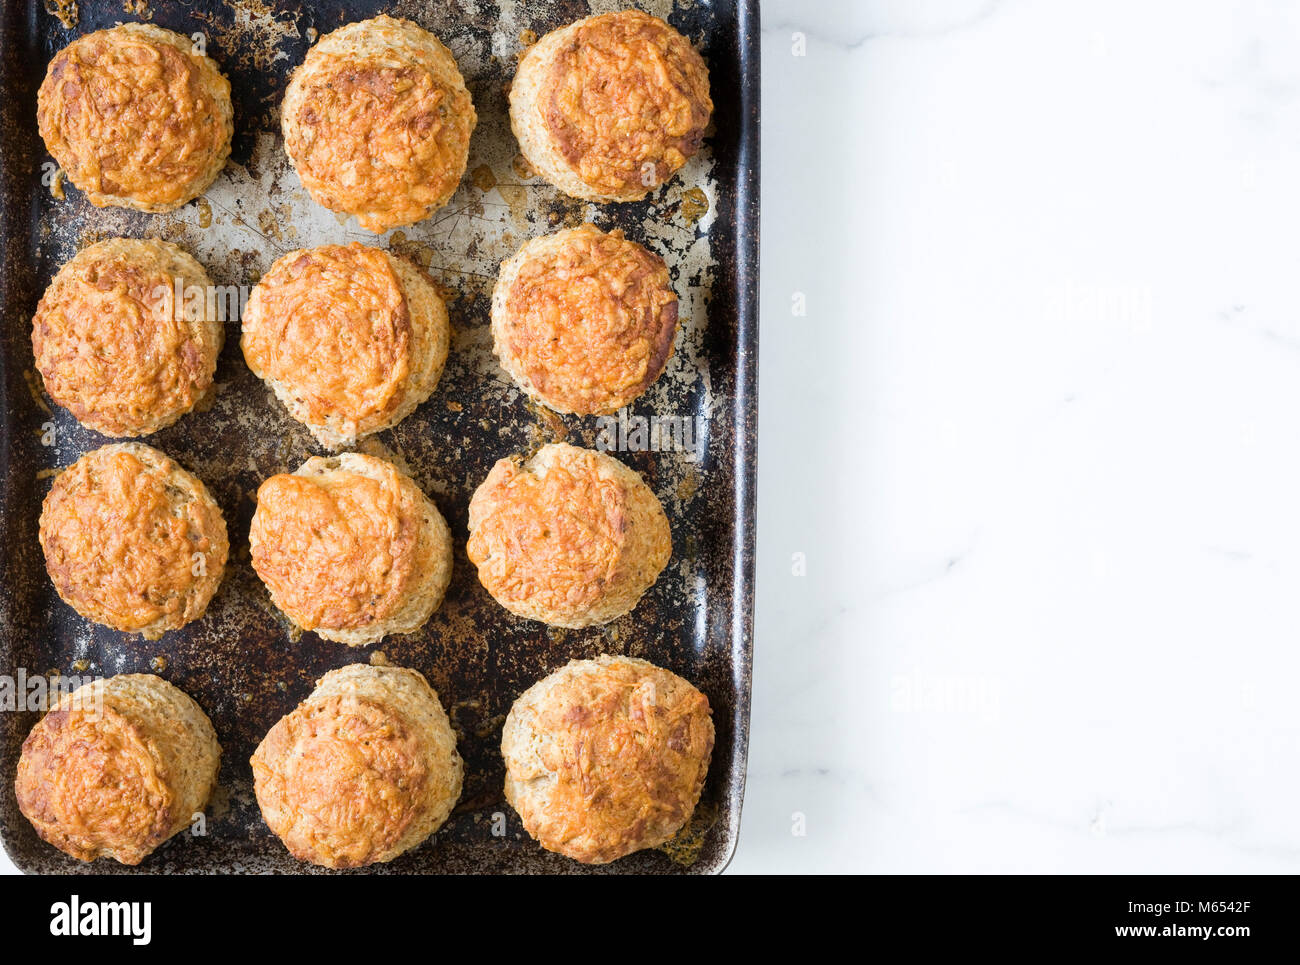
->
44, 0, 78, 30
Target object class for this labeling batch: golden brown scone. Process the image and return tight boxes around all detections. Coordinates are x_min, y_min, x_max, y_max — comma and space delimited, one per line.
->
510, 10, 713, 202
38, 443, 228, 640
240, 242, 449, 449
251, 664, 462, 869
466, 443, 670, 628
502, 655, 713, 864
281, 15, 477, 232
15, 673, 221, 865
32, 238, 223, 437
491, 225, 678, 416
37, 23, 233, 212
249, 453, 452, 646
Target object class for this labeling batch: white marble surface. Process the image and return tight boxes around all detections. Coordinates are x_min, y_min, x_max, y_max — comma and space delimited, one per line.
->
9, 0, 1300, 875
730, 0, 1300, 873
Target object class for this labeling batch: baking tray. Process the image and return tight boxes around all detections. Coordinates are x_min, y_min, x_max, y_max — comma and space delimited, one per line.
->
0, 0, 758, 875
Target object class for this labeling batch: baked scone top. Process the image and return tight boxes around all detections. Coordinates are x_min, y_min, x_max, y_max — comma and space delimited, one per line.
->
251, 664, 463, 869
254, 694, 424, 868
241, 243, 412, 439
529, 10, 712, 198
18, 701, 173, 864
15, 674, 221, 865
466, 443, 671, 627
37, 23, 232, 211
38, 444, 228, 639
502, 655, 714, 864
493, 225, 678, 415
282, 15, 477, 232
32, 238, 219, 437
249, 454, 424, 633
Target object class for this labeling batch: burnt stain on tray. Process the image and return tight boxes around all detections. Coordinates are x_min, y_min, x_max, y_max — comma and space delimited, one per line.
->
0, 0, 758, 874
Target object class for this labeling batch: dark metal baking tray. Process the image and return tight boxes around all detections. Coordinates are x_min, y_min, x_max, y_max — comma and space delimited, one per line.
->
0, 0, 757, 875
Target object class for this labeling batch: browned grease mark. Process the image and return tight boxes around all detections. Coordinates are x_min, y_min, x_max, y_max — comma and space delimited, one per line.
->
498, 183, 529, 224
656, 801, 717, 867
679, 186, 709, 224
257, 209, 282, 240
511, 154, 536, 181
122, 0, 151, 19
523, 399, 569, 447
471, 164, 497, 193
196, 198, 213, 228
676, 466, 699, 503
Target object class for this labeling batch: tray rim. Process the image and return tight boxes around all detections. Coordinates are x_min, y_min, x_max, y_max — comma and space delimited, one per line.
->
0, 0, 760, 876
715, 0, 760, 875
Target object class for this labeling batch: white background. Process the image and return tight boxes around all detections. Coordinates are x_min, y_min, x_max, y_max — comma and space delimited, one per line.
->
8, 0, 1300, 875
732, 0, 1300, 873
